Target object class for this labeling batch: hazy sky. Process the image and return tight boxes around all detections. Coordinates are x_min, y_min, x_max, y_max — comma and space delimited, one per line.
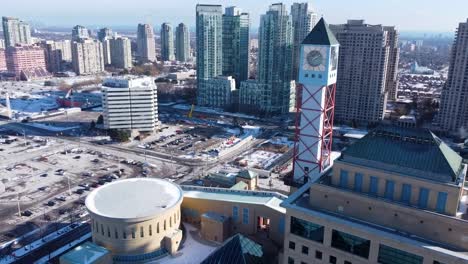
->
2, 0, 467, 32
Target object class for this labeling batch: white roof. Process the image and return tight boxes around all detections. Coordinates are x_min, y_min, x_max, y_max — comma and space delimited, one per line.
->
86, 178, 183, 220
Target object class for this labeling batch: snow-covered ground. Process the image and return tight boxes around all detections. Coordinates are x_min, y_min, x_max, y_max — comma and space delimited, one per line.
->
151, 224, 217, 264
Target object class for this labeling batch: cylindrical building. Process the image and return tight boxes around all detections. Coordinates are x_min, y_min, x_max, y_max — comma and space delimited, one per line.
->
85, 178, 183, 261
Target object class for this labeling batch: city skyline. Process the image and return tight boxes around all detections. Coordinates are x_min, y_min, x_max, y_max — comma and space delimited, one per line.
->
0, 0, 466, 32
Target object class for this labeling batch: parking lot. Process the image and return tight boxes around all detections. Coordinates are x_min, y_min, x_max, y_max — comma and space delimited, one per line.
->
0, 132, 186, 244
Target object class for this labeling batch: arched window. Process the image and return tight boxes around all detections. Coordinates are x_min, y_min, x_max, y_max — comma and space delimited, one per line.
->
157, 223, 160, 233
107, 227, 111, 237
164, 220, 166, 231
149, 225, 152, 236
114, 228, 119, 239
131, 228, 135, 239
123, 230, 127, 239
140, 226, 144, 238
101, 224, 104, 236
170, 217, 172, 228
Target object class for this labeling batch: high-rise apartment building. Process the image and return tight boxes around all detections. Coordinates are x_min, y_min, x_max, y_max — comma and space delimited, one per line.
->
291, 2, 318, 81
240, 3, 295, 115
0, 49, 6, 71
160, 23, 175, 61
282, 126, 468, 264
102, 38, 112, 65
196, 4, 223, 106
438, 19, 468, 133
175, 23, 190, 62
222, 7, 250, 86
43, 40, 72, 72
72, 25, 89, 42
102, 76, 159, 133
109, 37, 132, 69
2, 17, 32, 47
330, 20, 398, 124
71, 39, 105, 75
385, 27, 400, 101
137, 24, 156, 62
97, 28, 113, 42
5, 45, 49, 80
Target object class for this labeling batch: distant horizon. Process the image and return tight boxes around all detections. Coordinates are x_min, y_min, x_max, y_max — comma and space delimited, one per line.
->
1, 0, 467, 33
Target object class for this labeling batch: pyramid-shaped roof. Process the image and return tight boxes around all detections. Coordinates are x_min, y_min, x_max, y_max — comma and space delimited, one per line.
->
302, 17, 339, 46
201, 234, 264, 264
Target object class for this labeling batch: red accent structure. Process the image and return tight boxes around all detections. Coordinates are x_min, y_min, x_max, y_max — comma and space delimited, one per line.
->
289, 83, 336, 187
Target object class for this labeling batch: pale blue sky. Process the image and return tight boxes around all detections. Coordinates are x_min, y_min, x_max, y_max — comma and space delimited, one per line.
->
2, 0, 467, 32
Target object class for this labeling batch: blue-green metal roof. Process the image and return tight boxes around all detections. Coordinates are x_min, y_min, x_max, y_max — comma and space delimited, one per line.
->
341, 126, 464, 183
302, 18, 339, 45
201, 234, 264, 264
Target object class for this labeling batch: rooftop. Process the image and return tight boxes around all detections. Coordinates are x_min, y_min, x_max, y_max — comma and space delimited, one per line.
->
181, 186, 287, 214
86, 178, 183, 220
201, 234, 264, 264
302, 18, 339, 46
340, 126, 464, 184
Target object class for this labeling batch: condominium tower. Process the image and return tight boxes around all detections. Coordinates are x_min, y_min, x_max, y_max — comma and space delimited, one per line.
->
175, 23, 190, 62
438, 19, 468, 134
291, 2, 318, 81
109, 37, 132, 69
71, 39, 105, 75
330, 20, 399, 124
160, 23, 175, 61
5, 45, 49, 80
241, 3, 295, 115
222, 6, 250, 85
2, 17, 32, 47
196, 4, 223, 106
72, 25, 89, 41
97, 28, 113, 42
43, 40, 72, 72
137, 24, 156, 62
102, 76, 159, 133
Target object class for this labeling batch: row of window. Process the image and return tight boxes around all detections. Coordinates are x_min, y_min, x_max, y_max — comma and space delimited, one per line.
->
232, 206, 249, 225
93, 210, 179, 240
339, 170, 448, 213
289, 216, 447, 264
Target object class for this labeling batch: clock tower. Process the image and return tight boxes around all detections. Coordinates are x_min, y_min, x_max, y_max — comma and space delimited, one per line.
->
291, 18, 339, 186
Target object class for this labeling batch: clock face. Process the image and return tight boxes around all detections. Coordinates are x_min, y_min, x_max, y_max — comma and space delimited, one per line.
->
302, 46, 327, 72
307, 50, 324, 67
330, 46, 338, 71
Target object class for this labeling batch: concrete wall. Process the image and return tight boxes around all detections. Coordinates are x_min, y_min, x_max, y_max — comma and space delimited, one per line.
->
181, 197, 285, 246
283, 206, 468, 264
200, 216, 230, 242
89, 202, 182, 256
332, 160, 463, 216
308, 183, 468, 250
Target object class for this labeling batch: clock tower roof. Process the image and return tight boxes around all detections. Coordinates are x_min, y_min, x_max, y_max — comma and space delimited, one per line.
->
302, 17, 339, 46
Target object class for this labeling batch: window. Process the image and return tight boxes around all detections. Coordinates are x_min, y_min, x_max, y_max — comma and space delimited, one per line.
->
401, 184, 412, 204
123, 231, 127, 239
233, 206, 239, 222
140, 226, 144, 237
418, 188, 429, 209
170, 217, 172, 228
288, 257, 294, 264
436, 192, 447, 213
302, 245, 309, 255
354, 173, 363, 192
340, 170, 349, 188
279, 217, 285, 233
331, 230, 370, 258
290, 216, 324, 243
131, 229, 135, 239
369, 176, 379, 196
384, 180, 395, 200
114, 228, 119, 239
149, 225, 152, 236
315, 250, 322, 259
378, 244, 423, 264
164, 220, 166, 231
242, 208, 249, 224
157, 223, 160, 233
329, 256, 337, 264
289, 241, 296, 250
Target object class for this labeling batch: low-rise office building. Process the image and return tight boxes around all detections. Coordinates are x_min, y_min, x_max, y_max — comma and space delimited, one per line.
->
102, 76, 159, 133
